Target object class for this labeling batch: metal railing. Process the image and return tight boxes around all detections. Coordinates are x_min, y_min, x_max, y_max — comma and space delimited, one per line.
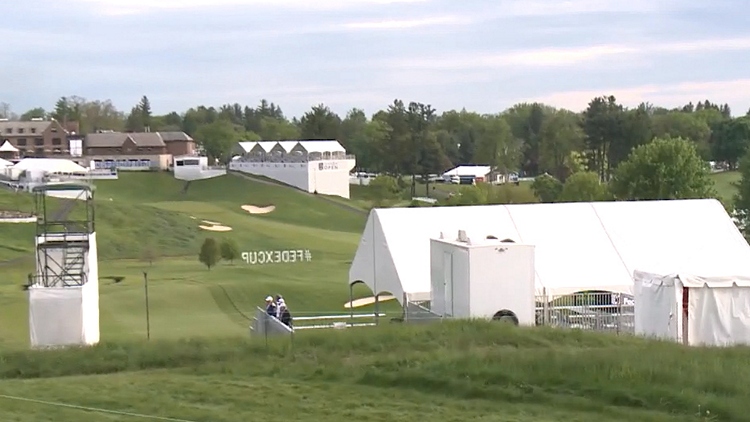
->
535, 291, 634, 334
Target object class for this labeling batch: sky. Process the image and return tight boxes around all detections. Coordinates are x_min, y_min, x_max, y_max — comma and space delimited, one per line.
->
2, 0, 750, 118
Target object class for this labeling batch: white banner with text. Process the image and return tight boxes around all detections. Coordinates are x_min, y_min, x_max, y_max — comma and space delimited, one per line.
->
241, 249, 312, 265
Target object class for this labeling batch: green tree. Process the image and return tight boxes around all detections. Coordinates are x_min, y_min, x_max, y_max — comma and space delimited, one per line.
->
610, 137, 715, 200
20, 107, 46, 120
538, 110, 584, 181
219, 238, 241, 264
733, 149, 750, 237
531, 174, 563, 203
199, 238, 221, 270
710, 117, 750, 168
558, 171, 610, 202
473, 115, 519, 177
369, 175, 401, 200
651, 111, 711, 158
299, 104, 342, 140
195, 119, 241, 162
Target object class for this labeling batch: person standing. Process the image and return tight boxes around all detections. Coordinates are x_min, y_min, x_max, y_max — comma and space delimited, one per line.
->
265, 296, 277, 317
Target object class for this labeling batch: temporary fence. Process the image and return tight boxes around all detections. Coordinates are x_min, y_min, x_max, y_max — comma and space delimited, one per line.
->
534, 290, 635, 334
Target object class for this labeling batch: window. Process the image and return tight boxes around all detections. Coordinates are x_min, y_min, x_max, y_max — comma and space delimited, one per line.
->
176, 160, 184, 166
30, 128, 36, 134
183, 159, 200, 166
34, 138, 44, 146
51, 128, 57, 133
35, 148, 44, 156
16, 138, 27, 146
52, 138, 62, 145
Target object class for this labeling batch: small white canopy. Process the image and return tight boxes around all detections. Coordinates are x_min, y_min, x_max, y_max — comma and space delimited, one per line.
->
443, 166, 491, 178
13, 158, 88, 174
0, 157, 12, 167
0, 140, 18, 152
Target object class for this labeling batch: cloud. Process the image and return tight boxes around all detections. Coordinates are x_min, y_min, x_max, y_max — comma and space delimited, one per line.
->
380, 37, 750, 70
498, 0, 695, 16
341, 15, 472, 30
75, 0, 429, 15
527, 79, 750, 112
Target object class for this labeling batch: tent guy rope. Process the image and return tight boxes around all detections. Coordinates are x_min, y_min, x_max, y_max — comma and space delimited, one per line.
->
0, 394, 199, 422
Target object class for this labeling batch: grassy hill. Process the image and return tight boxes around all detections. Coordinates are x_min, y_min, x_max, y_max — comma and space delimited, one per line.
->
0, 172, 372, 349
0, 171, 748, 421
0, 321, 747, 421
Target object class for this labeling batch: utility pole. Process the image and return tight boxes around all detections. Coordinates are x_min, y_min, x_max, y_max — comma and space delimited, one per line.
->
143, 272, 151, 340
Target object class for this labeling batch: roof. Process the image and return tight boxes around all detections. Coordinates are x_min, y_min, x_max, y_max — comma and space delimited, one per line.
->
158, 132, 193, 142
634, 271, 750, 289
0, 140, 18, 152
235, 140, 347, 154
0, 120, 53, 134
85, 132, 165, 148
349, 199, 750, 302
13, 158, 88, 174
32, 181, 95, 193
443, 166, 491, 177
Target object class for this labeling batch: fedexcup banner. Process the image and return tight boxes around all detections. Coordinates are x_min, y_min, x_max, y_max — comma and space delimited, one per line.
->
241, 249, 312, 265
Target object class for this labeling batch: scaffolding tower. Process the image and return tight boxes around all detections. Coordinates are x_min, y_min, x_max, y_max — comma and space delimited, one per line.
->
31, 182, 95, 287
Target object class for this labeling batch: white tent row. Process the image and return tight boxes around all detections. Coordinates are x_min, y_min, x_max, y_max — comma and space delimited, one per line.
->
349, 199, 750, 303
237, 140, 345, 155
12, 158, 88, 174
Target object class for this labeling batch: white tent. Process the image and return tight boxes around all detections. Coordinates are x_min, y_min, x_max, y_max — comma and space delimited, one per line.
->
634, 271, 750, 346
0, 157, 12, 167
0, 140, 18, 153
442, 166, 491, 178
13, 158, 87, 174
349, 199, 750, 303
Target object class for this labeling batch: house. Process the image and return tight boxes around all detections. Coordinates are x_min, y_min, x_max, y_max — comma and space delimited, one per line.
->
159, 131, 196, 156
84, 132, 166, 170
0, 119, 69, 158
442, 165, 493, 184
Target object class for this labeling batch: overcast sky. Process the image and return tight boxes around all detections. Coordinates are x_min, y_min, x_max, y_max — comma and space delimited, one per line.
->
2, 0, 749, 118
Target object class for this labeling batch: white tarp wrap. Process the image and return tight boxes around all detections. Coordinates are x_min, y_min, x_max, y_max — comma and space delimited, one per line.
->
29, 280, 99, 347
29, 232, 100, 348
634, 270, 750, 347
349, 199, 750, 304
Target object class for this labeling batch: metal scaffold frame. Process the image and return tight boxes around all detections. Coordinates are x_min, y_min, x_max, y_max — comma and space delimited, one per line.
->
31, 182, 95, 288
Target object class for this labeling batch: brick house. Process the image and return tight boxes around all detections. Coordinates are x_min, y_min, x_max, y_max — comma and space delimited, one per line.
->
83, 131, 194, 170
0, 119, 69, 158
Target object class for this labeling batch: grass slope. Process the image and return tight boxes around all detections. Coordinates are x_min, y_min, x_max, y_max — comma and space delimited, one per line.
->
0, 172, 370, 349
0, 321, 746, 421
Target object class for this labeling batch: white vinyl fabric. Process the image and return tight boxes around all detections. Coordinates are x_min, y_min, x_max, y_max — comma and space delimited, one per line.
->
13, 158, 87, 174
0, 157, 12, 167
29, 232, 100, 348
442, 166, 491, 178
634, 270, 750, 347
349, 199, 750, 303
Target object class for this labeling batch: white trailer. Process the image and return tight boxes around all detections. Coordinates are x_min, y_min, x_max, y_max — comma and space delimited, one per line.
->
429, 232, 535, 325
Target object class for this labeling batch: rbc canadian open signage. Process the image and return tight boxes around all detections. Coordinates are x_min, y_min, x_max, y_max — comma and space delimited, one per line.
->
241, 249, 312, 265
318, 162, 339, 171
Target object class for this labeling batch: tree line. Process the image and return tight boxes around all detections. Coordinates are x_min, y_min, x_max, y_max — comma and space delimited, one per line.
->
4, 95, 750, 219
4, 96, 749, 178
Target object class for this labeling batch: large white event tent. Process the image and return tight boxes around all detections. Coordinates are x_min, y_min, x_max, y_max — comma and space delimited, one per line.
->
12, 158, 87, 174
349, 199, 750, 303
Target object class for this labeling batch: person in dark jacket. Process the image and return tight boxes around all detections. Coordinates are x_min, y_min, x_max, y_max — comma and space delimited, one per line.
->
278, 298, 293, 327
265, 296, 277, 317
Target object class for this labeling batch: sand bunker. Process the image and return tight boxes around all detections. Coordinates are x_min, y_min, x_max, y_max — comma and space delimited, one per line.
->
202, 220, 222, 225
344, 295, 396, 309
199, 224, 233, 232
241, 204, 276, 215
